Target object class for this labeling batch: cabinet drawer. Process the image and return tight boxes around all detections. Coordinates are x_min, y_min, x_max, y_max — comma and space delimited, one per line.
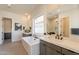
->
62, 48, 79, 55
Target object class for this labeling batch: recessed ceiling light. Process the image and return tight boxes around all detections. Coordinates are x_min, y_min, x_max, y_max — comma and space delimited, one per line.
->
7, 4, 11, 8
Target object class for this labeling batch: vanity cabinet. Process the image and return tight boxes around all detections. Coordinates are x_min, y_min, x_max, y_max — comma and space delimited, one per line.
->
40, 43, 46, 55
62, 48, 79, 55
40, 40, 79, 55
45, 45, 61, 55
40, 40, 62, 55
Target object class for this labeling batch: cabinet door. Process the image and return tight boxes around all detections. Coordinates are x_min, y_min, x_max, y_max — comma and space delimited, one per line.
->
40, 43, 46, 55
62, 48, 79, 55
42, 40, 62, 52
46, 45, 61, 55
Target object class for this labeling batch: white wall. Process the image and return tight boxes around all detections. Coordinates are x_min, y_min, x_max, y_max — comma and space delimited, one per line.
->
0, 17, 3, 44
0, 10, 30, 44
21, 15, 32, 29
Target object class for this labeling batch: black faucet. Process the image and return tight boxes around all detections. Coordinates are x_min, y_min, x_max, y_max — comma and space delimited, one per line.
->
55, 33, 63, 40
60, 34, 63, 40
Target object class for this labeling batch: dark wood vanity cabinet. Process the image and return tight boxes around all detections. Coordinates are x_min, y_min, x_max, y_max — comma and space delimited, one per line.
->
40, 43, 46, 55
45, 45, 61, 55
62, 48, 79, 55
40, 40, 62, 55
40, 40, 79, 55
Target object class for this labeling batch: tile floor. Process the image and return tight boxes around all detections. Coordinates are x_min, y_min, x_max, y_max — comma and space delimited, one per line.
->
0, 39, 28, 55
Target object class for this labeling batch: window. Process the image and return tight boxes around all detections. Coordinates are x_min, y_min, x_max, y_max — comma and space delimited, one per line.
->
33, 16, 44, 34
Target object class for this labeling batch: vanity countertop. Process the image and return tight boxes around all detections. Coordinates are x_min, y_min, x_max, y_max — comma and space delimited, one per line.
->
39, 35, 79, 53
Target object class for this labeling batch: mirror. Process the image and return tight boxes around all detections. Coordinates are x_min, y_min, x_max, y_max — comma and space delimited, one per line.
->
46, 14, 59, 35
59, 5, 79, 38
45, 5, 79, 38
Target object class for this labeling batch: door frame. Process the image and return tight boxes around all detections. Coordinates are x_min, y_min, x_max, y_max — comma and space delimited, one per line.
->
2, 17, 12, 43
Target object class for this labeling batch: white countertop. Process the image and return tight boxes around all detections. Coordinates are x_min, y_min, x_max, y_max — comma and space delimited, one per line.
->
39, 35, 79, 53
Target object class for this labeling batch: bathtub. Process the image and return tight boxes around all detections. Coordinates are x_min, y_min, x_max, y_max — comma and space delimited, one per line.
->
22, 36, 40, 55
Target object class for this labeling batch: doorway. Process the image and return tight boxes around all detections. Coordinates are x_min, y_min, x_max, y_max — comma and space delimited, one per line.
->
2, 17, 12, 44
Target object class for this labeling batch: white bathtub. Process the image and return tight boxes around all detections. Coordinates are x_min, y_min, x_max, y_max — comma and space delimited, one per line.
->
22, 36, 40, 55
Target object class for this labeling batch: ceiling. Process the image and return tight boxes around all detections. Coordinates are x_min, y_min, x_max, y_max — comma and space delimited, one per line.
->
0, 4, 78, 16
0, 4, 41, 15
